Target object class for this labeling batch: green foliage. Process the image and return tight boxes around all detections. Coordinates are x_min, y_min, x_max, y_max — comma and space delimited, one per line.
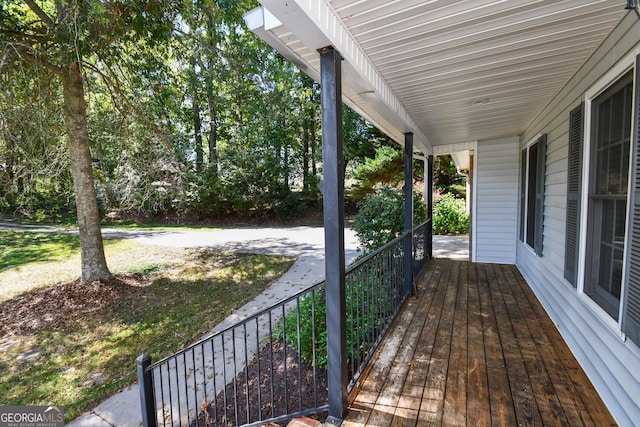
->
351, 145, 403, 199
434, 155, 466, 198
274, 192, 317, 221
274, 291, 328, 368
353, 186, 427, 254
0, 0, 386, 223
276, 272, 398, 370
432, 192, 470, 235
343, 107, 393, 168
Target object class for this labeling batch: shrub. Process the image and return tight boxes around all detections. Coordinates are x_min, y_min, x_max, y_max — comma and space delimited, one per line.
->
433, 192, 469, 235
274, 290, 328, 368
353, 186, 427, 254
276, 273, 398, 370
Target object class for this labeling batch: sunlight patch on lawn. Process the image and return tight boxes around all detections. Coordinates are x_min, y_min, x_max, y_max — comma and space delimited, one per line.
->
0, 249, 295, 421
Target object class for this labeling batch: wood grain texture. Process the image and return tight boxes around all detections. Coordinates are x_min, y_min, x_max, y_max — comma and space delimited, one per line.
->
343, 259, 617, 427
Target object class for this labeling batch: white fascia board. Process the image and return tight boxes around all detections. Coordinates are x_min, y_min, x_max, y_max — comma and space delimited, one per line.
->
244, 7, 320, 80
433, 141, 477, 156
247, 1, 432, 155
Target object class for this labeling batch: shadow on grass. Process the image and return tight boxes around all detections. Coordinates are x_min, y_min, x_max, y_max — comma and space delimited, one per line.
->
0, 231, 80, 272
0, 250, 295, 421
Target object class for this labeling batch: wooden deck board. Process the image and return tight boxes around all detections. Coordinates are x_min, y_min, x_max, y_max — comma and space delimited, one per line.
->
343, 260, 617, 427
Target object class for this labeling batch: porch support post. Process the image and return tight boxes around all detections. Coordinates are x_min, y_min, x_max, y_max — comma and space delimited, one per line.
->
319, 45, 347, 424
423, 158, 429, 210
427, 155, 434, 259
404, 132, 414, 296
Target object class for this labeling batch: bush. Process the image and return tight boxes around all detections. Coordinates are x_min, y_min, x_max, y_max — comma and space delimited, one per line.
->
433, 192, 469, 235
276, 273, 398, 370
274, 291, 328, 368
353, 186, 427, 254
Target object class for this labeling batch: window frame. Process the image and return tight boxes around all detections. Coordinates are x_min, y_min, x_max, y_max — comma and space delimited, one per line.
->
519, 133, 546, 257
577, 51, 637, 332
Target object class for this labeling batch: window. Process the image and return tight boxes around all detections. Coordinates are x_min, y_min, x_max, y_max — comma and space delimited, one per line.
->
519, 134, 546, 256
584, 71, 633, 320
564, 52, 640, 346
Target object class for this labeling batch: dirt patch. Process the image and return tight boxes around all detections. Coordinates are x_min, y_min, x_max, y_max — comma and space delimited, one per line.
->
194, 341, 328, 427
0, 275, 149, 335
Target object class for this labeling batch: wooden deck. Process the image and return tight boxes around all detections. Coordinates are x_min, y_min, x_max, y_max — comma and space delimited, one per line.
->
343, 259, 617, 427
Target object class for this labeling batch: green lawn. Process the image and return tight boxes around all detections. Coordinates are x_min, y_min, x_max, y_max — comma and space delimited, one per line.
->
0, 230, 295, 421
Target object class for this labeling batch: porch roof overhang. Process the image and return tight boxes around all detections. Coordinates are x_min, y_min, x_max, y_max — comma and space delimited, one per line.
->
245, 0, 629, 155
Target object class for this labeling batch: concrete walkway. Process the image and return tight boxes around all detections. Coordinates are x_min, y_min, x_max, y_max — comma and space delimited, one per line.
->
432, 235, 469, 260
66, 226, 362, 427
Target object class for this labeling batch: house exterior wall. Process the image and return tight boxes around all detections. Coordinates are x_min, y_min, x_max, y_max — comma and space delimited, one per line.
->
473, 136, 519, 264
517, 13, 640, 426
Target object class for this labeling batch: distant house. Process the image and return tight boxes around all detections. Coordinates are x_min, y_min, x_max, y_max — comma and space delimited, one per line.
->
246, 1, 640, 425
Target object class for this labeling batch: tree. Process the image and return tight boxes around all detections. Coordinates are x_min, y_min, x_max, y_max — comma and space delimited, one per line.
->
0, 61, 71, 216
0, 0, 179, 282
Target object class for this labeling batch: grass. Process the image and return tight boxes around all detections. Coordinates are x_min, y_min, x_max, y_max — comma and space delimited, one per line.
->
0, 233, 190, 302
0, 230, 295, 422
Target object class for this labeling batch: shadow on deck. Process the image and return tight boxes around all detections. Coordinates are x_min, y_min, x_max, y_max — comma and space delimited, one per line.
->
343, 259, 617, 427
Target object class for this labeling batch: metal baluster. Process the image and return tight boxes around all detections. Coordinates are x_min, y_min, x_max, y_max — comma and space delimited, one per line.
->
282, 304, 289, 414
210, 335, 218, 424
255, 316, 262, 422
221, 331, 228, 425
231, 328, 238, 425
182, 353, 190, 424
296, 298, 302, 412
268, 310, 275, 419
311, 289, 318, 407
244, 323, 250, 424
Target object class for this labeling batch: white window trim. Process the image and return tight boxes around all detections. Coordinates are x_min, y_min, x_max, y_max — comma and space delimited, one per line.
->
576, 49, 638, 335
520, 133, 542, 256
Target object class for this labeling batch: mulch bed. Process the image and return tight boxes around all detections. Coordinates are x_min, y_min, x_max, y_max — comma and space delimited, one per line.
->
0, 275, 149, 335
1, 276, 329, 426
194, 341, 328, 427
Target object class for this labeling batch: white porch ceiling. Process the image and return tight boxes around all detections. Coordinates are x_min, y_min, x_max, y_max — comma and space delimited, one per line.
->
245, 0, 628, 154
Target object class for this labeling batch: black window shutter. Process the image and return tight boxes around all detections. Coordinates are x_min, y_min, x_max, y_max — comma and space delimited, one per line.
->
519, 149, 526, 242
623, 55, 640, 346
534, 134, 547, 257
564, 104, 584, 286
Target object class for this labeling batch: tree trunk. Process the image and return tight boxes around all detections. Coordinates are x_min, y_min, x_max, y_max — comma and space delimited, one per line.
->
302, 115, 310, 192
205, 73, 218, 173
311, 106, 317, 178
61, 61, 112, 283
204, 12, 219, 174
190, 55, 204, 172
193, 99, 204, 171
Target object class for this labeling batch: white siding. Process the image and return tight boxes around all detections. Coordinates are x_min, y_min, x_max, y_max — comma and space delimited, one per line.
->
473, 136, 519, 264
517, 13, 640, 427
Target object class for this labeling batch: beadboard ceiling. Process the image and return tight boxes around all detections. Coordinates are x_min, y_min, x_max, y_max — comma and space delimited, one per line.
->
245, 0, 628, 153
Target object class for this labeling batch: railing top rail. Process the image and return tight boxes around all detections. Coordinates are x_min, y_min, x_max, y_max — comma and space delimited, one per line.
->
346, 217, 431, 274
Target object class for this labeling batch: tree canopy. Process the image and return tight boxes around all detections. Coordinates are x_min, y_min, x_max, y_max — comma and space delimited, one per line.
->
0, 1, 422, 280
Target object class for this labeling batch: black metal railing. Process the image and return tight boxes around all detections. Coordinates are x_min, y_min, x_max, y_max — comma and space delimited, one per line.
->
138, 282, 328, 427
345, 232, 406, 391
137, 220, 432, 427
345, 218, 431, 391
413, 218, 432, 276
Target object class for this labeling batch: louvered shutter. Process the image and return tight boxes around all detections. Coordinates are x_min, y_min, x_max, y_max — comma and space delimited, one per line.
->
534, 134, 547, 257
623, 55, 640, 346
564, 104, 584, 286
519, 149, 526, 242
